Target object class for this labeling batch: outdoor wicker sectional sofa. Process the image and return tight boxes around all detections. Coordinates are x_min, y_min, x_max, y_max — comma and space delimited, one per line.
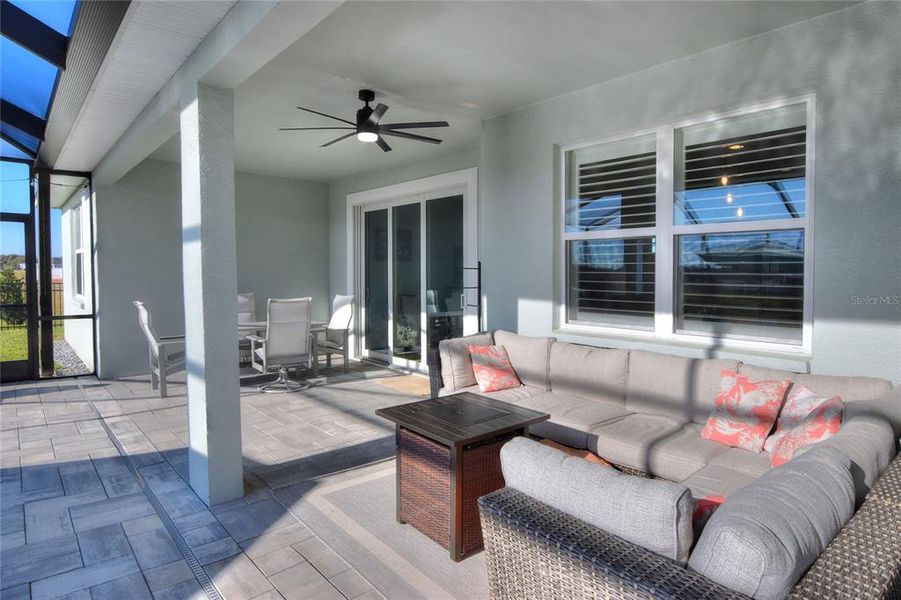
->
429, 330, 901, 599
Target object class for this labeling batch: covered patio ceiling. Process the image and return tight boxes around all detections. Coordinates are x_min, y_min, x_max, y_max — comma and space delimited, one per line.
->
146, 0, 858, 181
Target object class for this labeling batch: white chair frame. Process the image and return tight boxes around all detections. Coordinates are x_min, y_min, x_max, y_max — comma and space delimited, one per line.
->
248, 297, 313, 393
133, 300, 185, 398
314, 294, 354, 374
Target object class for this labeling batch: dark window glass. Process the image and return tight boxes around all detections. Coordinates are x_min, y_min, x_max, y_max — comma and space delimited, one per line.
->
676, 230, 804, 342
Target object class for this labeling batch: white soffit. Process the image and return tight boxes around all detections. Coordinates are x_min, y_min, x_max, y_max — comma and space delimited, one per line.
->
55, 0, 236, 172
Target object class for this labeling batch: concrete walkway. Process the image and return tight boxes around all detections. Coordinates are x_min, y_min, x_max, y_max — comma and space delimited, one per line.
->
1, 363, 428, 599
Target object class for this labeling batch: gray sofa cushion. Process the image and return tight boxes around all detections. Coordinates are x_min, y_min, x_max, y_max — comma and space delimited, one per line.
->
681, 464, 758, 499
592, 414, 728, 480
549, 342, 629, 405
689, 446, 855, 600
842, 385, 901, 444
738, 364, 892, 403
494, 330, 555, 390
516, 392, 632, 449
438, 332, 493, 392
450, 383, 546, 404
813, 410, 896, 504
708, 447, 772, 478
625, 350, 739, 424
500, 437, 695, 563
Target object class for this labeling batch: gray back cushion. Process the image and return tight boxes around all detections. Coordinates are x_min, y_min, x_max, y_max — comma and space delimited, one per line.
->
494, 330, 555, 390
549, 342, 629, 405
625, 350, 739, 424
815, 410, 896, 504
842, 385, 901, 444
438, 333, 493, 392
500, 437, 694, 563
739, 364, 892, 402
689, 446, 855, 600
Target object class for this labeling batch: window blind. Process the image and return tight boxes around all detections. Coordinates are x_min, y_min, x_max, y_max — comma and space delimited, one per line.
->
568, 237, 656, 327
573, 150, 657, 231
676, 230, 804, 341
676, 125, 806, 225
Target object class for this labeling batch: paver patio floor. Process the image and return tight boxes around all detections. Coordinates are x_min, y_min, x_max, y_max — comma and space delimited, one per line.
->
0, 361, 452, 600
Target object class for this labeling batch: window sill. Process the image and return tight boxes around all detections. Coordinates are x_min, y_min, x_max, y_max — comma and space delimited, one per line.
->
554, 323, 812, 364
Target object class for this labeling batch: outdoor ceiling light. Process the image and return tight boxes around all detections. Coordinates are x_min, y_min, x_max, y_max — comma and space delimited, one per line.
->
356, 131, 378, 143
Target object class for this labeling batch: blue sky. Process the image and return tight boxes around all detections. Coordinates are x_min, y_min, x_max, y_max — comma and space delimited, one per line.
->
1, 161, 63, 257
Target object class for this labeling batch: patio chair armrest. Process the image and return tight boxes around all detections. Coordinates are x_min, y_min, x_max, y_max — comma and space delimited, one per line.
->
158, 338, 185, 346
478, 487, 748, 600
428, 346, 442, 399
790, 453, 901, 599
245, 334, 266, 343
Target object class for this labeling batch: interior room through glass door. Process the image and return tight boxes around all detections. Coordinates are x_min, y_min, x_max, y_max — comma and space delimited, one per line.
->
392, 202, 421, 363
426, 195, 464, 356
363, 208, 389, 360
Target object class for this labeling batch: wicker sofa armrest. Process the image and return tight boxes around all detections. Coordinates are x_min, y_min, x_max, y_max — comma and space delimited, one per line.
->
428, 346, 443, 399
790, 453, 901, 599
478, 487, 747, 600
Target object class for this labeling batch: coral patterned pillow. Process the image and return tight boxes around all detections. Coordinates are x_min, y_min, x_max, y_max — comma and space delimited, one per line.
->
692, 494, 726, 532
700, 370, 790, 453
469, 345, 521, 393
764, 385, 843, 467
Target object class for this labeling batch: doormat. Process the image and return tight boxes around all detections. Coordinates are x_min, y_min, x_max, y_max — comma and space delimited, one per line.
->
374, 374, 431, 397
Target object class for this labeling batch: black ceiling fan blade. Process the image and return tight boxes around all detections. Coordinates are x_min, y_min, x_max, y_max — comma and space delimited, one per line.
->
379, 129, 442, 144
378, 121, 449, 130
376, 136, 392, 152
320, 132, 357, 147
296, 106, 355, 126
279, 126, 355, 131
367, 103, 388, 127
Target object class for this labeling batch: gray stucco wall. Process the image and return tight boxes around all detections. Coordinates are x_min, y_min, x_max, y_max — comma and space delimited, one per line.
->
326, 144, 481, 300
479, 1, 900, 381
94, 159, 329, 378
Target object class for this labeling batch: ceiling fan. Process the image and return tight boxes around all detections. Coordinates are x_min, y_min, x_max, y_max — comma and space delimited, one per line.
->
279, 89, 449, 152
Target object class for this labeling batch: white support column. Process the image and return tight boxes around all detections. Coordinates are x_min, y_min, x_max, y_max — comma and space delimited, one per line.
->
179, 83, 243, 506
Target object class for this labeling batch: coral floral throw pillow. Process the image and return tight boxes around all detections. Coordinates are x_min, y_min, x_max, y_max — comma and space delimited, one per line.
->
701, 370, 790, 453
764, 385, 843, 467
469, 345, 521, 393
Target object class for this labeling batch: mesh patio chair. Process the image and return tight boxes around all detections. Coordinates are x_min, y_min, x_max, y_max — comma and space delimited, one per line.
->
248, 297, 312, 392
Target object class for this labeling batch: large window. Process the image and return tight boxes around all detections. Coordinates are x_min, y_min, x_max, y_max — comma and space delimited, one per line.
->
562, 99, 811, 348
565, 133, 657, 328
72, 202, 85, 298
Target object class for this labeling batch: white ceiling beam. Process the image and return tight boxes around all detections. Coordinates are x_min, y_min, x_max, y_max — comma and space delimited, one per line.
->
93, 0, 342, 185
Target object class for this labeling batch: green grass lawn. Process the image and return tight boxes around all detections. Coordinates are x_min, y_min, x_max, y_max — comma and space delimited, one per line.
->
0, 322, 64, 362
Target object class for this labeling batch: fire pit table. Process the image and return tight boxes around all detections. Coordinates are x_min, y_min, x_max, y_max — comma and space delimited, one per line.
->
376, 391, 549, 561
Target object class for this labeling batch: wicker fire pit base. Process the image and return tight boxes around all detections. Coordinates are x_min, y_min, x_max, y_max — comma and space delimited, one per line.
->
376, 392, 549, 561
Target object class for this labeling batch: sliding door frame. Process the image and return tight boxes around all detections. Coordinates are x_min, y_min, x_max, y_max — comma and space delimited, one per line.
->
347, 167, 479, 371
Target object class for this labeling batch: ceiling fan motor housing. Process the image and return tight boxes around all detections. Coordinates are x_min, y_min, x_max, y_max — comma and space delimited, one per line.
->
356, 107, 374, 132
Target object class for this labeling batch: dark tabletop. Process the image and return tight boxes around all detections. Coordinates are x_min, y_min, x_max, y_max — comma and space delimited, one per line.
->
376, 391, 549, 447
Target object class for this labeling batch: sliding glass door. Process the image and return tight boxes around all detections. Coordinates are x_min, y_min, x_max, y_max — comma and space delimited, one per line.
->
359, 193, 471, 370
363, 208, 390, 361
392, 202, 421, 362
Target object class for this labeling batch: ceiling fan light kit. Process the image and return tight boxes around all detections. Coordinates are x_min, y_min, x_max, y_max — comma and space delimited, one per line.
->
279, 89, 449, 152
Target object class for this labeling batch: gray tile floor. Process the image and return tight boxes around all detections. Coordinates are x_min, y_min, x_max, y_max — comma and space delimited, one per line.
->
1, 362, 426, 599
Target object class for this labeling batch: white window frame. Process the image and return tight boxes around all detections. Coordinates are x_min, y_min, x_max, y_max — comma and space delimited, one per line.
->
72, 201, 86, 301
557, 95, 815, 355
